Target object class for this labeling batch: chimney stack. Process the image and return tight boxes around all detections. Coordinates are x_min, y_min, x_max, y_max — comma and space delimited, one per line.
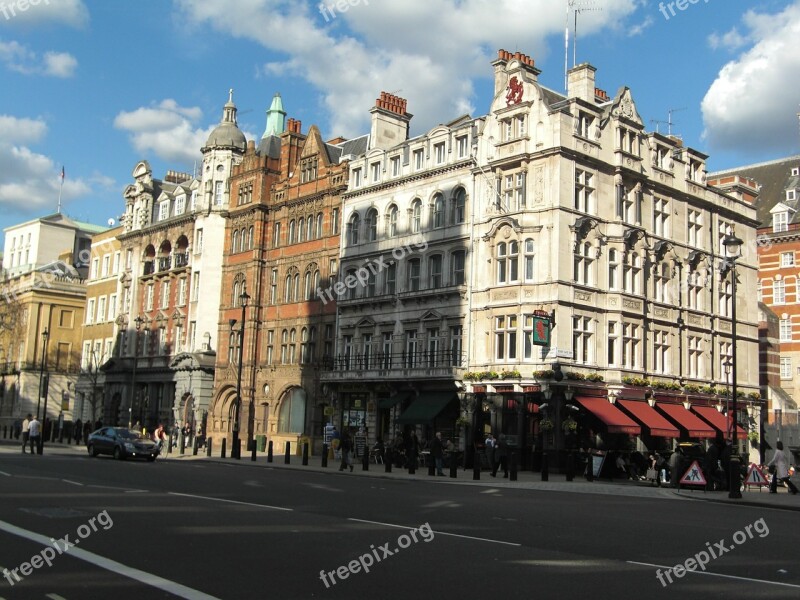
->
492, 49, 540, 97
567, 63, 597, 103
369, 91, 412, 151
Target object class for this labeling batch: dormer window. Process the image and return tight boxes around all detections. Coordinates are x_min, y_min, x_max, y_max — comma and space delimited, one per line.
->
792, 167, 799, 176
654, 146, 670, 170
788, 190, 797, 202
434, 142, 446, 164
370, 162, 381, 183
576, 112, 594, 139
390, 156, 401, 177
774, 211, 789, 233
175, 195, 186, 216
617, 128, 639, 156
158, 200, 170, 221
688, 158, 704, 183
352, 167, 362, 188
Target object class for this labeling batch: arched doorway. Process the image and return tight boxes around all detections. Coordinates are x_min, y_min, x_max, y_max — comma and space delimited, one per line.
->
278, 387, 307, 434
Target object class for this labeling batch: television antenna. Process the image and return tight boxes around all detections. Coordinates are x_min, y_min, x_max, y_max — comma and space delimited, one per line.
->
651, 107, 686, 136
565, 1, 602, 91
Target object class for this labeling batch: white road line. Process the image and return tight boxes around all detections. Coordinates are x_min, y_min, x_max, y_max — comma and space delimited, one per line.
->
61, 479, 84, 486
168, 492, 293, 511
348, 518, 521, 547
627, 561, 800, 589
0, 470, 10, 477
45, 594, 68, 600
0, 520, 221, 600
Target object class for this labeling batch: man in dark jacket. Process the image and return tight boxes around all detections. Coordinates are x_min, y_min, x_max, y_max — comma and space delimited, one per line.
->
492, 434, 509, 478
431, 432, 445, 476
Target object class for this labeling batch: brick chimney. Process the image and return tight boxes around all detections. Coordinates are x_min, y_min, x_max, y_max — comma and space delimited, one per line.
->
568, 63, 597, 103
369, 92, 412, 151
286, 118, 302, 134
491, 49, 540, 97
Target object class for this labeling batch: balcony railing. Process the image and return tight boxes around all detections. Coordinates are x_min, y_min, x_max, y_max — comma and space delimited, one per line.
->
143, 261, 155, 276
322, 350, 466, 380
158, 257, 171, 272
174, 252, 189, 268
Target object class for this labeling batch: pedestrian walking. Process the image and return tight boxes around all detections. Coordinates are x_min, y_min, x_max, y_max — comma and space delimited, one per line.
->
339, 430, 353, 472
21, 414, 31, 453
768, 441, 798, 495
27, 415, 41, 454
153, 423, 166, 456
74, 419, 83, 444
431, 432, 445, 476
407, 431, 420, 470
492, 434, 508, 478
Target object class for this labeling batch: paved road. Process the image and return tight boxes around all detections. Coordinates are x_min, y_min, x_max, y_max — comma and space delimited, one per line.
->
0, 447, 798, 599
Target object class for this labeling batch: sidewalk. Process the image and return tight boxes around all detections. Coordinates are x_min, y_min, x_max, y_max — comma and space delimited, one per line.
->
2, 438, 798, 511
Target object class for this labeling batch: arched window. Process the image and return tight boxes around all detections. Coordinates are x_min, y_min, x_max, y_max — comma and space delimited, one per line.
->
248, 226, 254, 250
313, 270, 320, 295
306, 217, 313, 241
293, 273, 300, 302
348, 213, 360, 245
497, 242, 507, 283
388, 205, 398, 237
301, 327, 309, 363
232, 280, 240, 305
411, 199, 422, 233
345, 268, 358, 299
304, 271, 312, 300
231, 230, 239, 254
298, 217, 305, 242
365, 208, 378, 242
277, 388, 306, 433
432, 194, 444, 228
289, 328, 297, 364
284, 275, 292, 302
316, 213, 323, 239
288, 220, 296, 244
452, 188, 466, 224
524, 238, 535, 281
280, 329, 288, 363
273, 222, 281, 248
240, 228, 246, 251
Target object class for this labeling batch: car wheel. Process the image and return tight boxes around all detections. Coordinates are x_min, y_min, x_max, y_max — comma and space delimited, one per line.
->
113, 447, 125, 460
88, 444, 99, 457
147, 455, 156, 462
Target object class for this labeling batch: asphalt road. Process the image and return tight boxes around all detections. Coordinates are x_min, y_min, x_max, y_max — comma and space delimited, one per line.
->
0, 451, 798, 600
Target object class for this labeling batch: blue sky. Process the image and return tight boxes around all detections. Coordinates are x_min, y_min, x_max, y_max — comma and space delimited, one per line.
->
0, 0, 798, 234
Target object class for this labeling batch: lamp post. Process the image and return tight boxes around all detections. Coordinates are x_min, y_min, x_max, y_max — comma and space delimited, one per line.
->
722, 357, 732, 432
456, 389, 475, 469
723, 231, 743, 499
37, 328, 49, 454
232, 289, 250, 459
129, 316, 144, 429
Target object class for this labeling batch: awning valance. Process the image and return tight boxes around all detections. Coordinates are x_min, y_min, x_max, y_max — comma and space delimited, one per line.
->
575, 396, 640, 435
618, 400, 679, 438
657, 403, 716, 439
692, 405, 747, 438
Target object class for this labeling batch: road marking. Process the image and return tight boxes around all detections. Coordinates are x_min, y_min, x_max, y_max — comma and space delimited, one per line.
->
0, 519, 222, 600
46, 594, 68, 599
168, 492, 293, 511
0, 470, 10, 477
348, 518, 521, 547
627, 561, 800, 589
61, 479, 84, 486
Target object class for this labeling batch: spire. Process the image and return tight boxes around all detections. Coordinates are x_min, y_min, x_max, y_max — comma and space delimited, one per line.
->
262, 92, 287, 138
223, 88, 237, 125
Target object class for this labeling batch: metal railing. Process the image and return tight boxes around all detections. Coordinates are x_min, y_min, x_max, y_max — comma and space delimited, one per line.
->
328, 350, 466, 372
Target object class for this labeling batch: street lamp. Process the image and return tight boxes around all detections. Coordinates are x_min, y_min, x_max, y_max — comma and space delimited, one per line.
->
723, 231, 743, 499
128, 316, 144, 429
232, 289, 250, 459
37, 328, 49, 454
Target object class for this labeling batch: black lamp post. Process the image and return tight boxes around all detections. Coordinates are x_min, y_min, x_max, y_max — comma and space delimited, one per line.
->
37, 328, 49, 454
232, 289, 250, 459
129, 316, 144, 429
723, 231, 743, 499
456, 389, 475, 469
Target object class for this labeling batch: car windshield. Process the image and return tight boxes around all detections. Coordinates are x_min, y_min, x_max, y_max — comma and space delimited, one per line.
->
117, 429, 144, 440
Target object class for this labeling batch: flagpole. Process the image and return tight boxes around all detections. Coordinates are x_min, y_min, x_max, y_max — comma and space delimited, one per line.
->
57, 166, 64, 213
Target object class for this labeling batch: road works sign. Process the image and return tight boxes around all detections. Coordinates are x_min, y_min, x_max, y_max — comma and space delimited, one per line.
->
743, 463, 770, 488
679, 460, 707, 486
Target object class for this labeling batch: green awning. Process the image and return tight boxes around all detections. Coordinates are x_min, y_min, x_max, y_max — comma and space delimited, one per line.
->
378, 395, 406, 409
395, 393, 455, 425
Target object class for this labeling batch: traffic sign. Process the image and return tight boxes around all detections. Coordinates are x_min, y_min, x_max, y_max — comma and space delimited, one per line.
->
680, 460, 707, 486
743, 463, 770, 488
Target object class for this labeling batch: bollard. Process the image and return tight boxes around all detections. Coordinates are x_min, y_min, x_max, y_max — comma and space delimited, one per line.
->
541, 451, 549, 481
193, 437, 199, 456
180, 435, 186, 455
2, 426, 6, 438
510, 451, 518, 481
473, 460, 480, 480
321, 443, 328, 468
221, 438, 227, 459
267, 440, 273, 462
428, 460, 435, 476
408, 456, 416, 475
302, 442, 309, 466
566, 451, 574, 482
362, 448, 369, 471
59, 427, 64, 444
284, 441, 291, 464
385, 448, 392, 473
586, 452, 594, 482
450, 459, 457, 478
206, 438, 212, 457
251, 443, 257, 461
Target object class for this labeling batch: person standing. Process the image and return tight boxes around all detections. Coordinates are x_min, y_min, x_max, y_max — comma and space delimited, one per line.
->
768, 441, 798, 495
74, 419, 83, 445
492, 434, 508, 478
407, 431, 420, 470
21, 414, 31, 453
27, 415, 41, 454
153, 423, 166, 455
485, 433, 496, 472
431, 432, 445, 476
339, 430, 353, 472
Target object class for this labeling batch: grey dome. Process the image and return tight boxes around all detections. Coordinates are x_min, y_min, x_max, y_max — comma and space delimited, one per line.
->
204, 121, 247, 151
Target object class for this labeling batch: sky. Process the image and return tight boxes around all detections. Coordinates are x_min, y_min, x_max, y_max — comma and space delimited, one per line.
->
0, 0, 799, 234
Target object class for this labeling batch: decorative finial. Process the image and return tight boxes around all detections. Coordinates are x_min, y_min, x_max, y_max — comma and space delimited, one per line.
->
229, 88, 234, 103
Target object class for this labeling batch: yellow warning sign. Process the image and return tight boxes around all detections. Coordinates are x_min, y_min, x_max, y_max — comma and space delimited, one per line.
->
680, 460, 707, 486
744, 463, 770, 488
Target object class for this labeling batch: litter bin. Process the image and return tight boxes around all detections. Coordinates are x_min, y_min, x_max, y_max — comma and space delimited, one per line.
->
256, 435, 267, 452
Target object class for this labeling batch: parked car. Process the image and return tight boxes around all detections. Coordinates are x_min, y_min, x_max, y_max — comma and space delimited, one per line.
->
86, 427, 158, 461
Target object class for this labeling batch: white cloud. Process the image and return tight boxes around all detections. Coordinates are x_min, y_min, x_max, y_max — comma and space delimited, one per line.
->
628, 16, 653, 37
0, 0, 89, 29
0, 115, 92, 212
42, 50, 77, 77
708, 27, 747, 52
175, 0, 641, 138
114, 99, 209, 165
0, 38, 77, 77
702, 2, 800, 155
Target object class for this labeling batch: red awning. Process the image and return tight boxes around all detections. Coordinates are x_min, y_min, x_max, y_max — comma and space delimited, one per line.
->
575, 397, 641, 435
618, 400, 679, 438
656, 403, 716, 439
692, 405, 747, 437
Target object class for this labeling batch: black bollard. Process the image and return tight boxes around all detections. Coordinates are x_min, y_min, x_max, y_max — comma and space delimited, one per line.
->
180, 435, 186, 455
251, 442, 257, 461
206, 438, 212, 457
284, 441, 291, 464
408, 456, 416, 475
566, 451, 574, 482
586, 452, 594, 482
473, 460, 480, 480
450, 459, 457, 478
221, 438, 227, 459
267, 440, 273, 462
302, 442, 309, 466
385, 448, 392, 473
322, 443, 328, 468
541, 451, 549, 481
193, 437, 199, 456
428, 460, 435, 476
510, 451, 518, 481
